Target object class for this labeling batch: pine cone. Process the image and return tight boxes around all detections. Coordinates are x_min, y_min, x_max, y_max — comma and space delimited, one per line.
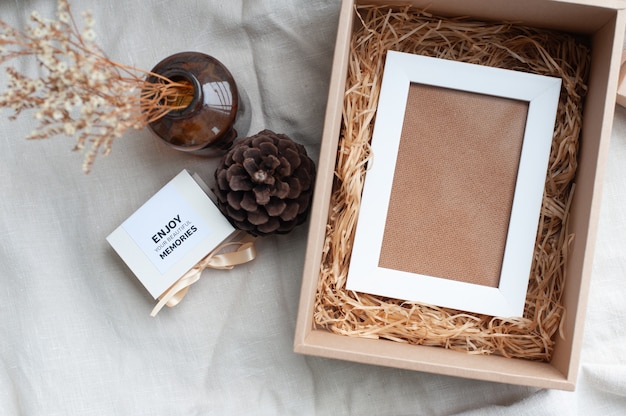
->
213, 130, 316, 236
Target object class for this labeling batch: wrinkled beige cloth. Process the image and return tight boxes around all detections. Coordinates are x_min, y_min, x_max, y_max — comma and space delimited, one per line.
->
0, 1, 625, 415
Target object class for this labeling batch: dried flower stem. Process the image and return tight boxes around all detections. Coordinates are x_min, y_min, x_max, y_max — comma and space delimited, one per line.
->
0, 0, 194, 173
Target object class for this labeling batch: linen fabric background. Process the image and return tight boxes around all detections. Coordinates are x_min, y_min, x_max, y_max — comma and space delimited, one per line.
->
0, 1, 625, 415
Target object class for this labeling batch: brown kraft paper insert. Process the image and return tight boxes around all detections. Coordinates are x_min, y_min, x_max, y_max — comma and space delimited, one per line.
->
379, 83, 529, 288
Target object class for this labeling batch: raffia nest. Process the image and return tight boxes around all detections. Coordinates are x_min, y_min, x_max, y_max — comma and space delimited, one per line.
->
313, 5, 591, 361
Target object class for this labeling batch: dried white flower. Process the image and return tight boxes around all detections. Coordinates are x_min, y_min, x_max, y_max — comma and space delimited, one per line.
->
58, 12, 70, 23
64, 122, 75, 135
81, 12, 95, 28
82, 28, 95, 42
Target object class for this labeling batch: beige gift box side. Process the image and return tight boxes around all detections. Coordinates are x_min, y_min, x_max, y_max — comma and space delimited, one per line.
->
294, 0, 625, 390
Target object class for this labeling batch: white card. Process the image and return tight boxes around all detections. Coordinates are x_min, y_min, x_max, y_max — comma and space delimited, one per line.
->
107, 170, 235, 299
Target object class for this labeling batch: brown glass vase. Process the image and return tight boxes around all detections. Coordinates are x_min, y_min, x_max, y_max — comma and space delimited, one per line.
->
146, 52, 250, 153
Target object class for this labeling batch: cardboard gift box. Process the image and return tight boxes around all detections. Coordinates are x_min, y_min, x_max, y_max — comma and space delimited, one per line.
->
294, 0, 625, 390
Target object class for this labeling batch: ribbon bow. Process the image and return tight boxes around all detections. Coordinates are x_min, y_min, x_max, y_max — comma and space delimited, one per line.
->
150, 232, 257, 317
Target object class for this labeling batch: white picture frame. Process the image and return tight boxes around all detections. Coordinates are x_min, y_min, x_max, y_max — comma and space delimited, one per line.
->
345, 51, 561, 317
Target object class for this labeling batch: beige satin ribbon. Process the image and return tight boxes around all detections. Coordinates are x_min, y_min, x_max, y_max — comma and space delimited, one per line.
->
150, 232, 257, 317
